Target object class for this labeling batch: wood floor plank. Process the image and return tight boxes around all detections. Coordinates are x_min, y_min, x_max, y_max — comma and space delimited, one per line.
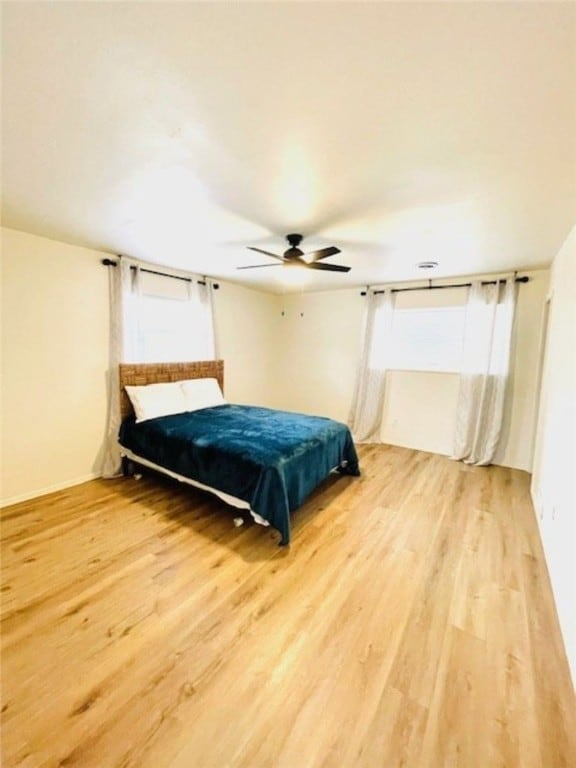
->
1, 445, 574, 768
419, 625, 491, 768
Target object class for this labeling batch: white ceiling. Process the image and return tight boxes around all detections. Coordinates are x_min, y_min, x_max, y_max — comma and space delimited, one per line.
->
2, 2, 575, 294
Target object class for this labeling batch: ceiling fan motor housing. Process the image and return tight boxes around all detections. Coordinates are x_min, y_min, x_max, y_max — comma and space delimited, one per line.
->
284, 234, 304, 259
286, 233, 303, 248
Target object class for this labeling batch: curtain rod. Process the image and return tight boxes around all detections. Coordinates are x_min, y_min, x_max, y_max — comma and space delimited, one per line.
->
101, 258, 219, 289
361, 275, 529, 296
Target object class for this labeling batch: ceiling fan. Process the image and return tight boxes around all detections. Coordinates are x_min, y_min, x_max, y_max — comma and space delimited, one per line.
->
237, 234, 350, 272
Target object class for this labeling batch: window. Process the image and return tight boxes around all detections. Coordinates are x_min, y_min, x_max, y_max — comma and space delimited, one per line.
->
366, 283, 515, 380
388, 305, 465, 373
129, 270, 215, 363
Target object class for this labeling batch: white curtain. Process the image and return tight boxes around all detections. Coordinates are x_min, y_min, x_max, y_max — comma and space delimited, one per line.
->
101, 259, 135, 477
452, 278, 517, 465
348, 289, 394, 442
196, 278, 218, 360
122, 261, 142, 361
101, 258, 216, 477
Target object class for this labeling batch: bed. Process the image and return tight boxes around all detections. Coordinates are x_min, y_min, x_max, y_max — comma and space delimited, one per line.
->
118, 360, 360, 545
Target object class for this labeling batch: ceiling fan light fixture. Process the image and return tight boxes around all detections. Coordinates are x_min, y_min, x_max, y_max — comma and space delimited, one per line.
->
284, 247, 304, 259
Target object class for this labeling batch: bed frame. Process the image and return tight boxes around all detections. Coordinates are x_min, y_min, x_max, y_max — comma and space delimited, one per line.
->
119, 359, 224, 421
118, 357, 358, 544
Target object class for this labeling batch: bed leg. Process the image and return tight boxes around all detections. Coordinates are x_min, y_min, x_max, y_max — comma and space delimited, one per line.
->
122, 456, 136, 477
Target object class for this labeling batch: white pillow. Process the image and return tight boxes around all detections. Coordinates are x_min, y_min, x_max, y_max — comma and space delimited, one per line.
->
125, 381, 189, 423
180, 377, 226, 412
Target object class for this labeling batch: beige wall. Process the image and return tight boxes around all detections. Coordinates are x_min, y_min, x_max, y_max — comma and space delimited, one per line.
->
1, 228, 110, 503
276, 270, 549, 471
531, 227, 575, 680
213, 281, 281, 409
275, 290, 365, 422
0, 228, 278, 505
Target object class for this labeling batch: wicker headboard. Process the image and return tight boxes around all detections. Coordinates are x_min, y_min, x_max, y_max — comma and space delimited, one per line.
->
119, 360, 224, 420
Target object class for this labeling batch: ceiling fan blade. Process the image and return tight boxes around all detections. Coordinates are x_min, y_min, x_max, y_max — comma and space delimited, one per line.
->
303, 246, 341, 262
306, 261, 351, 273
237, 263, 283, 270
247, 246, 285, 262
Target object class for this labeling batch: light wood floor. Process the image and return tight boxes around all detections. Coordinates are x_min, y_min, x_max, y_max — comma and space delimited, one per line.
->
1, 445, 574, 768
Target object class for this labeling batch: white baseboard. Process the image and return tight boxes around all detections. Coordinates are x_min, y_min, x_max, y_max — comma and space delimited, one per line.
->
0, 473, 100, 508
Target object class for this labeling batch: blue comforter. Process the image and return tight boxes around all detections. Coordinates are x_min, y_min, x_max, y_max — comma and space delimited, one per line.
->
119, 404, 360, 545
